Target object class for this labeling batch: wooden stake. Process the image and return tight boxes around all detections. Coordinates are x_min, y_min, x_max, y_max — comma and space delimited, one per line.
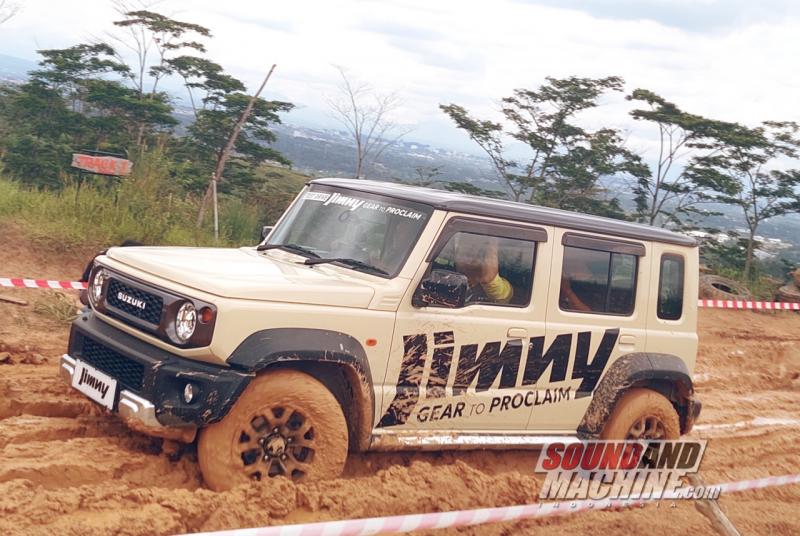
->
688, 474, 741, 536
212, 175, 219, 241
0, 294, 27, 306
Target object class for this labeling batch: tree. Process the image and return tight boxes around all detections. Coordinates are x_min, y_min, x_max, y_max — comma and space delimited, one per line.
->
0, 43, 170, 185
0, 0, 19, 25
165, 56, 245, 118
328, 66, 408, 179
441, 76, 647, 217
626, 89, 742, 228
188, 69, 294, 232
108, 3, 211, 146
691, 121, 800, 279
109, 2, 210, 97
188, 92, 293, 176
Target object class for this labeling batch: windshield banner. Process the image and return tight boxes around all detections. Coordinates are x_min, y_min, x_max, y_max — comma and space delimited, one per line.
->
303, 191, 426, 221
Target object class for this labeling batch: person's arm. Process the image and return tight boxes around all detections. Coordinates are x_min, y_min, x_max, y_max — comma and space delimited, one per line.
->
481, 273, 513, 304
560, 277, 591, 312
477, 241, 513, 304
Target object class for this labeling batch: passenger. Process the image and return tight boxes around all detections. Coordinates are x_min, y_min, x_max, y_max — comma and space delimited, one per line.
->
559, 257, 592, 312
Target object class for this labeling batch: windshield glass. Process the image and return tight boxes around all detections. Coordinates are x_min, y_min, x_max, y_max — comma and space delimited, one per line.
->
266, 186, 433, 277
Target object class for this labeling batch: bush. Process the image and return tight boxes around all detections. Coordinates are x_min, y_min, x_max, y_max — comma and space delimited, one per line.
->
0, 150, 303, 250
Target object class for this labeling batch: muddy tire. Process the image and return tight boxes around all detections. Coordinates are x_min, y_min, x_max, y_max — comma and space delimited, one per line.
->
699, 275, 752, 301
601, 388, 680, 440
198, 369, 348, 491
777, 284, 800, 303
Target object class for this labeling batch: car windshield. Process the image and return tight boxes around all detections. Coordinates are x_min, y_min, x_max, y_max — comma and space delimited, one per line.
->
265, 186, 433, 277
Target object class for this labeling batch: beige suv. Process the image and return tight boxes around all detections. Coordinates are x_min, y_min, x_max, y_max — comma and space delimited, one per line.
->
61, 178, 701, 490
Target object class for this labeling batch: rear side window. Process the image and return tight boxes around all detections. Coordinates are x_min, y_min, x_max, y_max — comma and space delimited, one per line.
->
559, 246, 638, 315
658, 254, 684, 320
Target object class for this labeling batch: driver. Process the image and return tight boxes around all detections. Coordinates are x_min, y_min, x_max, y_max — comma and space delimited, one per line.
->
453, 234, 513, 304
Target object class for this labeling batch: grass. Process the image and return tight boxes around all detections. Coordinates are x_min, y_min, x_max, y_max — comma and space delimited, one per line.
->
0, 153, 309, 251
33, 292, 80, 324
714, 267, 784, 300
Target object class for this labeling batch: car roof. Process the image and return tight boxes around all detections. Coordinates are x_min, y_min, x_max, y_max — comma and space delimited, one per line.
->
309, 178, 698, 248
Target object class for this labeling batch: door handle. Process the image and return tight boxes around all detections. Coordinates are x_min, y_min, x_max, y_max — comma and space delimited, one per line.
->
618, 334, 636, 346
507, 327, 528, 339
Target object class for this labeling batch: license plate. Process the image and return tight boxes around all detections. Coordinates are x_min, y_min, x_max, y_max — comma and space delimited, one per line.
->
72, 360, 118, 410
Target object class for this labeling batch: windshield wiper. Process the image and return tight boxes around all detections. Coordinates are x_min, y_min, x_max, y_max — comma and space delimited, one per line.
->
256, 243, 320, 258
303, 257, 389, 276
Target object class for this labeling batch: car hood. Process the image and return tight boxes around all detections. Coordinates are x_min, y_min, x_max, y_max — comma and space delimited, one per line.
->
106, 246, 376, 308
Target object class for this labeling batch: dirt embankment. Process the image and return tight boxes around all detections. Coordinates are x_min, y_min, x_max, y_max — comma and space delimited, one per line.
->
0, 227, 798, 535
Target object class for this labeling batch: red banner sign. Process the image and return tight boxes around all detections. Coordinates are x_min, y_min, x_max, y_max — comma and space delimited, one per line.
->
71, 154, 133, 176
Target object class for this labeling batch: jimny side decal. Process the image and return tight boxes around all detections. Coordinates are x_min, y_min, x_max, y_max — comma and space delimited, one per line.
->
377, 328, 620, 427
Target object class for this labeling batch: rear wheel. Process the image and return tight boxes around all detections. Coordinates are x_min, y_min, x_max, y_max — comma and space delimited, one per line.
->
601, 388, 680, 440
198, 368, 348, 491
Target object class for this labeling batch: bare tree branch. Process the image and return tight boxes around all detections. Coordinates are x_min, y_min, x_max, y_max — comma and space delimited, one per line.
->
0, 0, 20, 25
327, 66, 409, 179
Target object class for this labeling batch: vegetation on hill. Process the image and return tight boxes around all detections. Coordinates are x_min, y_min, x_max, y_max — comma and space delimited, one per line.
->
0, 153, 309, 250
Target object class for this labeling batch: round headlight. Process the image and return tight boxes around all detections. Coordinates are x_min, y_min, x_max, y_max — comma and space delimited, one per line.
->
91, 268, 108, 304
175, 302, 197, 342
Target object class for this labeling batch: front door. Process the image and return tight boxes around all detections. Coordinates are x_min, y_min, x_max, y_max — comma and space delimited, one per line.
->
375, 216, 553, 432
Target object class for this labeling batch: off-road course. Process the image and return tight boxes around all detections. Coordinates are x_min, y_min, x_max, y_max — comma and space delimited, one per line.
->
1, 227, 798, 535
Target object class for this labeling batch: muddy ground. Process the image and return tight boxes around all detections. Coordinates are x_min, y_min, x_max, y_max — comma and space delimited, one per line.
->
0, 226, 798, 535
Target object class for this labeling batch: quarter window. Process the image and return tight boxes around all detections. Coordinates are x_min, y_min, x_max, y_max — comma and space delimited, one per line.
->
432, 232, 537, 307
658, 254, 684, 320
559, 246, 638, 315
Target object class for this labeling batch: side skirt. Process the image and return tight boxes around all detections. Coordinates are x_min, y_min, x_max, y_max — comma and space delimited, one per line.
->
368, 431, 581, 451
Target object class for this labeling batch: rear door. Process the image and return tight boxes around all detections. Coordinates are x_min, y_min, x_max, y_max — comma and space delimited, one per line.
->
527, 229, 651, 432
645, 243, 698, 371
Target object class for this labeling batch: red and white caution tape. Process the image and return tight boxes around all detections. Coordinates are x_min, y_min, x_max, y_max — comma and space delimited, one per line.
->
186, 473, 800, 536
1, 277, 799, 310
697, 299, 800, 310
0, 277, 87, 290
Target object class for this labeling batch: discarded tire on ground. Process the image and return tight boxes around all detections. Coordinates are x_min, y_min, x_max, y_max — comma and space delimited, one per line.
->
699, 274, 752, 301
776, 284, 800, 303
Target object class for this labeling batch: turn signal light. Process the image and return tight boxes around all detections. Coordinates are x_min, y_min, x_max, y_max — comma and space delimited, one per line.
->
199, 306, 214, 324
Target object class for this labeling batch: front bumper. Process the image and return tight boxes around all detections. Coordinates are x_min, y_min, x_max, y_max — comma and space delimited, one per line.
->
62, 309, 253, 441
60, 353, 196, 441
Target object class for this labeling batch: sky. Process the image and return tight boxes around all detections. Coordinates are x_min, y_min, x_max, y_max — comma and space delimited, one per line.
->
1, 0, 799, 157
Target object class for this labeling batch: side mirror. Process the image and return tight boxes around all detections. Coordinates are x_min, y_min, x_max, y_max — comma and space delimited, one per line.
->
261, 226, 274, 240
412, 269, 468, 308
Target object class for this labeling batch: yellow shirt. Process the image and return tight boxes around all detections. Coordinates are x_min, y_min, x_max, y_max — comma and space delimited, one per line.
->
481, 273, 513, 304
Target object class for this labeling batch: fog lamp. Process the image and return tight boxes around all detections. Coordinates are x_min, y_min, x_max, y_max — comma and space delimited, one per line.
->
183, 383, 195, 404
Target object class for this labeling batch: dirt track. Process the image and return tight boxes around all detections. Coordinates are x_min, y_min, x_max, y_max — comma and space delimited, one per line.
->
1, 227, 799, 535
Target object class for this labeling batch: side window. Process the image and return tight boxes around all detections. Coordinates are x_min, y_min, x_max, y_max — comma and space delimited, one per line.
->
658, 254, 684, 320
559, 246, 638, 315
431, 231, 536, 307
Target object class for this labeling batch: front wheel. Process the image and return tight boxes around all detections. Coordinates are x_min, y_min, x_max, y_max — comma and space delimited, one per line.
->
600, 388, 680, 440
198, 368, 348, 491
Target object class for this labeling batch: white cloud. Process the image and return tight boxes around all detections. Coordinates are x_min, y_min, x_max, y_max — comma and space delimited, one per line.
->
1, 0, 798, 155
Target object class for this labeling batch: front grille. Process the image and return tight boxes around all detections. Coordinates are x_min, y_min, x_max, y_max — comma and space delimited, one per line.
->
81, 337, 145, 391
107, 278, 163, 325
